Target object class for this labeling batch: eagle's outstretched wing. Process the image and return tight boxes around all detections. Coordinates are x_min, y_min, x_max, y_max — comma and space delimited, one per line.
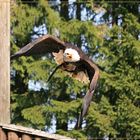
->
11, 35, 66, 59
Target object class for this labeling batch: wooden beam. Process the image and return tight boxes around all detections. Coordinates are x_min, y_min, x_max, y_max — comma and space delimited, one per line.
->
0, 0, 10, 124
0, 124, 75, 140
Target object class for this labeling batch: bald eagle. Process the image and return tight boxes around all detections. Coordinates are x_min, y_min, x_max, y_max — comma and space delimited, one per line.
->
11, 35, 100, 129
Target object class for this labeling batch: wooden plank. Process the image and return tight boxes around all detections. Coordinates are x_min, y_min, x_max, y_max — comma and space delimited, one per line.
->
0, 0, 10, 124
0, 127, 7, 140
22, 134, 32, 140
8, 131, 19, 140
0, 124, 75, 140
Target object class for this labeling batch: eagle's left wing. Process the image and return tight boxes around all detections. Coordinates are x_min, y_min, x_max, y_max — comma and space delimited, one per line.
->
76, 55, 100, 128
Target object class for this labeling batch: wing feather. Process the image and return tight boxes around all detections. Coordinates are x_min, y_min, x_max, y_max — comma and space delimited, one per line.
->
76, 56, 100, 129
11, 35, 66, 59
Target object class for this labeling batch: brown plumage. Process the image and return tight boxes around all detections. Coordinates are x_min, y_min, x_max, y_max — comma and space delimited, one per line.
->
11, 34, 100, 129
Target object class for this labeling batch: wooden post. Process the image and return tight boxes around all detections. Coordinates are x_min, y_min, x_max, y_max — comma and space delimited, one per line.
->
0, 127, 7, 140
0, 0, 10, 123
8, 131, 19, 140
22, 134, 32, 140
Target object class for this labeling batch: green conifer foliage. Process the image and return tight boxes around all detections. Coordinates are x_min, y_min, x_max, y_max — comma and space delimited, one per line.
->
11, 0, 140, 139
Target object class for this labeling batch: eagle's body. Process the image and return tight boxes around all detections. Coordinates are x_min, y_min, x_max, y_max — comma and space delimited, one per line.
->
11, 35, 99, 129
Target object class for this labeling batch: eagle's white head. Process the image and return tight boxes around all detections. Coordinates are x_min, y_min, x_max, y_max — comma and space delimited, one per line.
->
63, 48, 80, 62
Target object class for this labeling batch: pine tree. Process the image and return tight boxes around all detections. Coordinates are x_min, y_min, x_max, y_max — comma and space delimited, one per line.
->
11, 0, 140, 139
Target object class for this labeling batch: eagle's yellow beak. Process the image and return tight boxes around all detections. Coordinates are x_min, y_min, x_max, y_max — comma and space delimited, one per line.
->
65, 53, 72, 59
67, 53, 72, 59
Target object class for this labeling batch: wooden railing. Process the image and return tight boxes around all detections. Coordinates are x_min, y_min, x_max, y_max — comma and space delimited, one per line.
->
0, 124, 75, 140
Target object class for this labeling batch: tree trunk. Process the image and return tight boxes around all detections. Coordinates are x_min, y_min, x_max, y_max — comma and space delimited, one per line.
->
60, 0, 69, 21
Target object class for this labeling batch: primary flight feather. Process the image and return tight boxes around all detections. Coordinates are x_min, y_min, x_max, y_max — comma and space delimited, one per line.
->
11, 34, 100, 129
